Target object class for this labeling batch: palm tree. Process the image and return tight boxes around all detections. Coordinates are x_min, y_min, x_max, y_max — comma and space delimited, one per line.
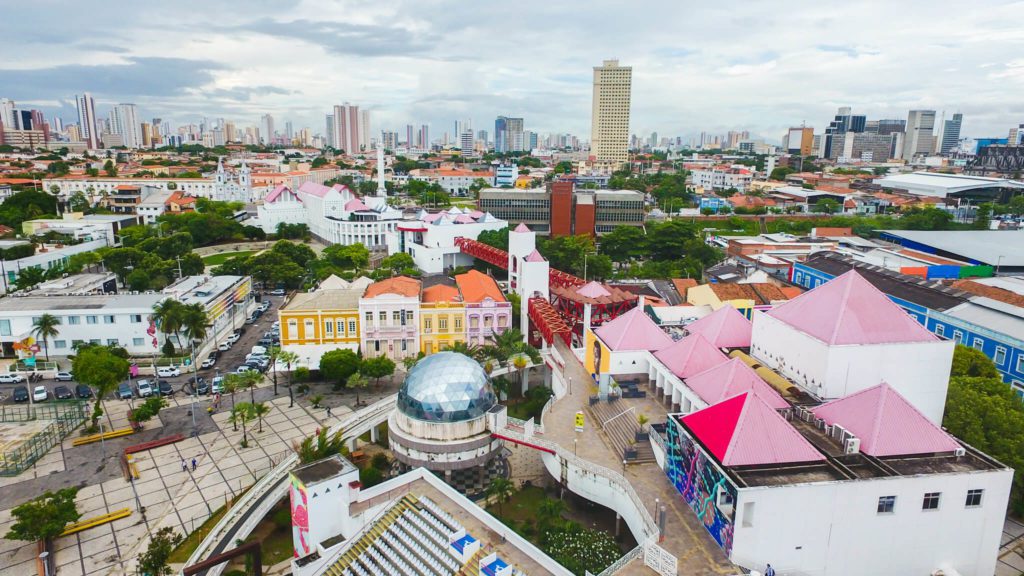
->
637, 413, 649, 433
180, 303, 209, 350
239, 369, 262, 403
232, 402, 255, 446
223, 375, 241, 429
486, 477, 514, 518
538, 498, 567, 528
151, 299, 183, 354
252, 402, 270, 433
276, 349, 299, 393
448, 341, 484, 361
347, 373, 369, 405
31, 314, 60, 362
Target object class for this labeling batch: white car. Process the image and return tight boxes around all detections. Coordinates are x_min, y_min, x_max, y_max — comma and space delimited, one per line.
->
226, 333, 241, 344
32, 385, 47, 402
250, 345, 267, 356
136, 380, 154, 398
0, 373, 25, 384
211, 376, 224, 394
201, 356, 216, 369
217, 342, 232, 352
156, 366, 180, 378
271, 321, 280, 330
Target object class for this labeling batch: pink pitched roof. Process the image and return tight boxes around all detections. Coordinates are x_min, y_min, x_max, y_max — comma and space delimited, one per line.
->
525, 250, 545, 263
686, 305, 752, 348
265, 184, 298, 204
468, 210, 484, 218
298, 181, 332, 198
653, 334, 729, 379
454, 214, 475, 224
811, 383, 960, 457
577, 281, 611, 299
344, 197, 369, 211
766, 270, 938, 345
513, 223, 531, 233
594, 307, 673, 352
686, 358, 789, 409
682, 393, 825, 467
422, 213, 443, 223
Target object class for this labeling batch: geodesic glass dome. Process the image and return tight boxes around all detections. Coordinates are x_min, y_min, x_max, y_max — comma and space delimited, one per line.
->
397, 352, 497, 423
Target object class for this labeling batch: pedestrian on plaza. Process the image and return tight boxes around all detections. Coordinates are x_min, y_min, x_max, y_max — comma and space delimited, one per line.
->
191, 457, 197, 471
326, 406, 332, 418
181, 459, 187, 472
764, 564, 775, 576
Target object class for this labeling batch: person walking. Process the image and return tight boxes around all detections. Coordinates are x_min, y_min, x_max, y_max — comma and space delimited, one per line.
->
191, 457, 197, 471
326, 406, 332, 418
181, 459, 188, 472
764, 564, 775, 576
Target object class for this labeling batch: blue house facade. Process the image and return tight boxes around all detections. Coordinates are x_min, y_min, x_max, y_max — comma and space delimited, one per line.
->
792, 260, 1024, 397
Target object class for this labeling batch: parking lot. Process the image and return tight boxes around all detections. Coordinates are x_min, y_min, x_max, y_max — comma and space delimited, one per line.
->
0, 294, 284, 408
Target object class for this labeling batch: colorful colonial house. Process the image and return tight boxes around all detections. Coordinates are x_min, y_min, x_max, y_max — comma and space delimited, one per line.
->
455, 270, 511, 345
419, 284, 466, 355
359, 276, 421, 360
278, 275, 371, 368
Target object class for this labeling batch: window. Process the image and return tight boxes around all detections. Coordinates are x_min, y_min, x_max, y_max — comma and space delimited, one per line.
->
87, 316, 98, 325
287, 319, 298, 336
54, 339, 67, 349
455, 317, 462, 330
349, 320, 356, 334
952, 330, 963, 344
89, 339, 100, 345
877, 495, 896, 514
68, 316, 81, 325
965, 489, 983, 508
379, 311, 387, 324
972, 337, 983, 351
741, 502, 755, 527
439, 317, 448, 332
72, 339, 83, 347
995, 346, 1007, 366
132, 338, 144, 346
131, 314, 143, 323
336, 321, 344, 335
922, 492, 940, 510
325, 321, 333, 334
374, 341, 380, 352
365, 311, 372, 324
1017, 356, 1024, 374
469, 316, 479, 329
106, 338, 118, 346
304, 320, 314, 337
795, 271, 803, 284
393, 311, 401, 325
401, 310, 408, 326
424, 318, 432, 332
0, 319, 9, 337
401, 340, 408, 351
31, 316, 41, 324
935, 324, 945, 337
104, 315, 115, 324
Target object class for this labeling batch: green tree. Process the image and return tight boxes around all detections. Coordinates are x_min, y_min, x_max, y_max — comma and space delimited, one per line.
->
68, 191, 90, 213
538, 498, 567, 528
360, 355, 395, 388
294, 428, 346, 464
476, 227, 510, 251
103, 159, 117, 176
486, 477, 514, 517
129, 396, 167, 429
4, 488, 81, 545
973, 203, 993, 230
311, 157, 328, 168
31, 313, 60, 362
598, 225, 646, 263
252, 401, 271, 433
346, 372, 370, 404
770, 166, 795, 181
232, 401, 256, 446
13, 266, 46, 291
813, 198, 840, 214
320, 349, 362, 390
380, 252, 415, 273
950, 345, 1001, 379
137, 526, 182, 576
72, 345, 129, 429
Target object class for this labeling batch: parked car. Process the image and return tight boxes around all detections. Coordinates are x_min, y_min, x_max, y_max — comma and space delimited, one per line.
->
226, 333, 241, 345
75, 384, 93, 399
117, 383, 134, 399
158, 380, 174, 396
0, 373, 25, 384
244, 316, 257, 325
258, 301, 271, 313
234, 365, 256, 375
54, 385, 73, 400
211, 376, 224, 394
136, 380, 154, 398
251, 345, 267, 355
257, 337, 273, 347
12, 386, 29, 403
270, 288, 286, 296
201, 356, 217, 369
156, 366, 181, 378
217, 342, 232, 352
32, 386, 48, 402
54, 372, 74, 382
271, 321, 280, 330
196, 379, 211, 395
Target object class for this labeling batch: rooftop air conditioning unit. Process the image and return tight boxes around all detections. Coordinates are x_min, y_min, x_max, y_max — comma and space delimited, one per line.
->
830, 424, 848, 442
815, 418, 826, 430
843, 437, 861, 454
954, 447, 966, 457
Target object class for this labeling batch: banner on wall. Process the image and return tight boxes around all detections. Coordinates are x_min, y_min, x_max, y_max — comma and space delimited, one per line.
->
575, 411, 585, 432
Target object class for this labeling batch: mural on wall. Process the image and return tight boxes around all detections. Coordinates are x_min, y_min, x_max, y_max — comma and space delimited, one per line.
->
665, 417, 737, 555
289, 474, 311, 557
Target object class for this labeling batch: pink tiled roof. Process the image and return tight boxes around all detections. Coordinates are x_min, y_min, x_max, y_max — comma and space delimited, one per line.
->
513, 223, 531, 233
653, 334, 729, 379
525, 250, 545, 263
594, 307, 673, 352
468, 210, 484, 218
298, 181, 332, 198
686, 305, 752, 348
344, 198, 369, 211
766, 270, 938, 345
577, 281, 611, 299
685, 358, 789, 409
265, 184, 298, 204
682, 393, 826, 467
422, 213, 443, 223
454, 214, 475, 224
811, 383, 960, 457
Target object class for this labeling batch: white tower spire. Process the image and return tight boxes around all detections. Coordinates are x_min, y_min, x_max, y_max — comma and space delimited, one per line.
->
375, 144, 386, 197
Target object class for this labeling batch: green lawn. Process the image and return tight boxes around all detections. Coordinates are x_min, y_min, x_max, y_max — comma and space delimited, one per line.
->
202, 251, 255, 265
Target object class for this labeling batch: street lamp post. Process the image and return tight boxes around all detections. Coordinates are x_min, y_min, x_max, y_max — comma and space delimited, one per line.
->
574, 438, 578, 456
39, 551, 49, 576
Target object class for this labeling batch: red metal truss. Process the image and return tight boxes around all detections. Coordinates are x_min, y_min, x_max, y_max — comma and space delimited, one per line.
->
528, 297, 571, 346
549, 268, 585, 289
455, 237, 509, 269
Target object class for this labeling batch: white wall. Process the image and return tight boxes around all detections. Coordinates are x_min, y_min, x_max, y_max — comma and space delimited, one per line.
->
730, 468, 1013, 576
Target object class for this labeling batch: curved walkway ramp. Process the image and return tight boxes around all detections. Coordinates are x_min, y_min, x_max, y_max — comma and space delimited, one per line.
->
182, 395, 397, 576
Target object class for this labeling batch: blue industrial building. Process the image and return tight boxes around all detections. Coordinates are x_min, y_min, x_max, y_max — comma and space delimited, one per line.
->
792, 252, 1024, 396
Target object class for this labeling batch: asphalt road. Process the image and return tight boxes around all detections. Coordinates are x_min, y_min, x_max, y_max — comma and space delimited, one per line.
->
0, 294, 285, 406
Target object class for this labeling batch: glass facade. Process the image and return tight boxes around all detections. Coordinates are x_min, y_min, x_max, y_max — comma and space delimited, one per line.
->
397, 352, 496, 423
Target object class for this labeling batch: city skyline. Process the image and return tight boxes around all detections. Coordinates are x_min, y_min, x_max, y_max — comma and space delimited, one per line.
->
2, 1, 1023, 141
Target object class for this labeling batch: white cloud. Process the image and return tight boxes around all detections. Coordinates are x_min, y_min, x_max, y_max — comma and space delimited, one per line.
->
1, 0, 1022, 142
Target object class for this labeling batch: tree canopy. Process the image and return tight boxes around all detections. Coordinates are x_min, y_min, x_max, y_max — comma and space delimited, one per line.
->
4, 487, 81, 544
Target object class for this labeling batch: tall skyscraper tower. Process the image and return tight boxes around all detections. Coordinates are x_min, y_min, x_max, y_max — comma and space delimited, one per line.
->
405, 124, 414, 148
260, 114, 275, 145
0, 98, 14, 130
75, 92, 99, 149
332, 103, 361, 153
590, 59, 632, 167
902, 110, 936, 160
110, 103, 142, 149
940, 113, 963, 154
494, 116, 524, 153
360, 109, 371, 150
418, 124, 429, 150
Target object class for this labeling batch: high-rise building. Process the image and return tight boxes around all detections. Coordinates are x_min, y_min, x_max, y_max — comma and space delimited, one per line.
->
590, 59, 632, 167
418, 124, 429, 149
1008, 124, 1024, 146
494, 116, 524, 153
332, 103, 361, 153
285, 121, 294, 143
902, 110, 936, 160
405, 124, 414, 148
224, 121, 236, 143
141, 122, 153, 148
109, 103, 142, 149
75, 92, 99, 149
325, 115, 334, 149
460, 129, 475, 156
360, 109, 371, 150
940, 113, 963, 154
477, 130, 488, 147
785, 127, 815, 156
0, 98, 14, 130
260, 114, 275, 145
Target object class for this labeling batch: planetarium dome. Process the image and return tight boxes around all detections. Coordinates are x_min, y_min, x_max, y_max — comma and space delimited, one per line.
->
397, 352, 497, 423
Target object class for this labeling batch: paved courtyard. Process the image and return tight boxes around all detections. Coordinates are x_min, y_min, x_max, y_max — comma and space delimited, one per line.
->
0, 382, 351, 576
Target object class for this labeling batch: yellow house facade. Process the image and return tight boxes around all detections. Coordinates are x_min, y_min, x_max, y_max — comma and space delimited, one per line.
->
277, 276, 370, 368
420, 284, 466, 355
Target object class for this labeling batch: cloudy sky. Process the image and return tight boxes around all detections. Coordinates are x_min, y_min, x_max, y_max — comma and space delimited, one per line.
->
3, 0, 1024, 143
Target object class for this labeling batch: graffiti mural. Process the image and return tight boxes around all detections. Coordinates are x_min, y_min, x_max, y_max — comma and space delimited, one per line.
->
289, 474, 311, 557
665, 417, 737, 555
